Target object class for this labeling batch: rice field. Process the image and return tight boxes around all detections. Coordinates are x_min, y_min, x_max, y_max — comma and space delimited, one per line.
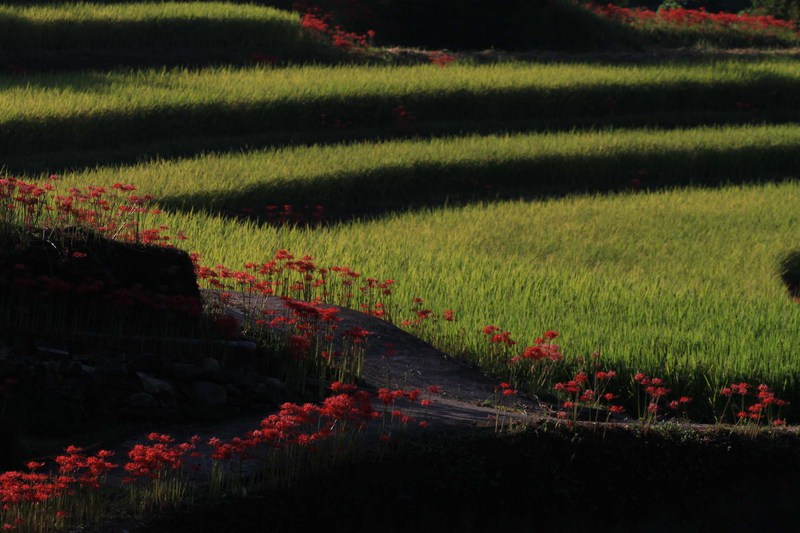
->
3, 60, 800, 162
0, 2, 303, 50
4, 1, 800, 415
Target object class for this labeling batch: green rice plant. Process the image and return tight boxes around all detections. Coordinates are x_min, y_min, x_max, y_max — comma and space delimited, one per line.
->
47, 124, 800, 219
0, 2, 309, 51
157, 181, 800, 417
3, 59, 800, 162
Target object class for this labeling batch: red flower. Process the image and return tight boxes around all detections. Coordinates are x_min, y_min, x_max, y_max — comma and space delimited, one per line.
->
343, 326, 371, 344
330, 381, 356, 393
429, 51, 456, 67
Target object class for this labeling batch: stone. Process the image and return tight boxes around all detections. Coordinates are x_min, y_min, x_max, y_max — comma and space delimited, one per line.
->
201, 357, 221, 373
0, 416, 23, 471
62, 360, 84, 377
221, 367, 246, 388
95, 353, 127, 377
264, 377, 286, 403
126, 352, 163, 374
61, 378, 86, 402
137, 372, 175, 397
128, 392, 158, 408
225, 341, 258, 368
168, 361, 201, 382
253, 383, 270, 401
191, 380, 227, 408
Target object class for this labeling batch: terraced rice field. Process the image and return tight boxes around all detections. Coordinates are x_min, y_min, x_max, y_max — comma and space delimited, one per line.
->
4, 1, 800, 416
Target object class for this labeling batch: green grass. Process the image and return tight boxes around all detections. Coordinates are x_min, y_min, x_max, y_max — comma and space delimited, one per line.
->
3, 59, 800, 160
28, 126, 800, 415
0, 2, 309, 50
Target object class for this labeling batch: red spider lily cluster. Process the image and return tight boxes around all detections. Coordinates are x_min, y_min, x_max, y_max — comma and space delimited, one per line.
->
634, 373, 669, 428
588, 3, 799, 38
0, 447, 115, 531
497, 382, 518, 397
489, 382, 521, 432
509, 331, 565, 392
0, 177, 168, 245
193, 249, 395, 311
123, 433, 201, 484
553, 367, 625, 426
1, 177, 203, 340
429, 51, 456, 67
0, 382, 441, 531
511, 331, 562, 364
297, 4, 374, 50
483, 325, 517, 347
719, 382, 789, 432
399, 297, 454, 331
192, 250, 454, 389
375, 385, 440, 435
193, 251, 396, 391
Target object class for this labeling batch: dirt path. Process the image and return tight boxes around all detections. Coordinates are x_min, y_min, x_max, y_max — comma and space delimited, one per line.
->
89, 294, 545, 490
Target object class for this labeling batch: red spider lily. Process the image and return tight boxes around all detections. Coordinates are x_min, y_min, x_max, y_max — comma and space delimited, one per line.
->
588, 3, 797, 35
718, 381, 789, 430
300, 10, 330, 33
343, 326, 371, 344
429, 51, 456, 67
123, 434, 199, 483
515, 339, 563, 363
298, 5, 372, 50
330, 381, 357, 394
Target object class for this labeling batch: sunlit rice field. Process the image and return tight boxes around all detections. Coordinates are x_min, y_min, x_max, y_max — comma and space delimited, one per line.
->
3, 59, 800, 157
3, 60, 800, 120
